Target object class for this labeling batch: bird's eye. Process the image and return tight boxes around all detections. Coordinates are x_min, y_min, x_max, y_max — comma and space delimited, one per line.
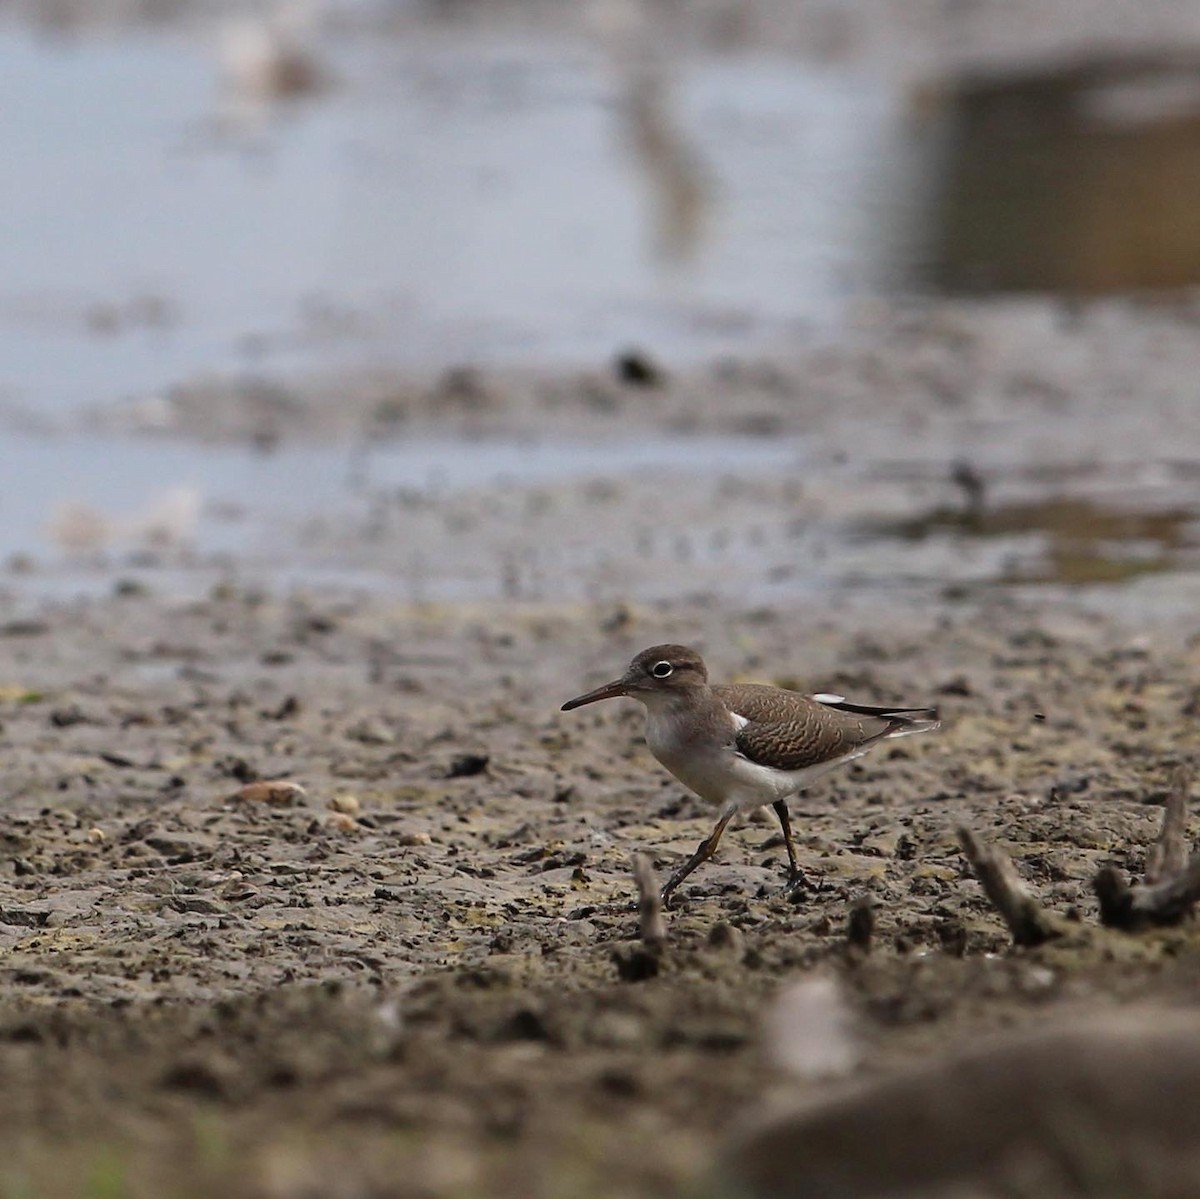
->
651, 661, 673, 678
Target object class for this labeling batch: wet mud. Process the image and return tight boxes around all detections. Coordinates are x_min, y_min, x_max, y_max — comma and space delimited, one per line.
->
3, 3, 1200, 1195
1, 578, 1198, 1197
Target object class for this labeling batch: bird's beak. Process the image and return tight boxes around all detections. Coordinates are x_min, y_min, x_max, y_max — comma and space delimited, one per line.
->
561, 677, 627, 711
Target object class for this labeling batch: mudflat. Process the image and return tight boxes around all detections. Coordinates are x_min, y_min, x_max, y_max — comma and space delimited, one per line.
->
3, 314, 1199, 1194
3, 0, 1200, 1189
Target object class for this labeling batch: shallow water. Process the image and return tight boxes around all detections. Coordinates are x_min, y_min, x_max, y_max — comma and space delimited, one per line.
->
0, 21, 911, 421
3, 16, 1198, 617
0, 431, 804, 594
0, 15, 933, 603
4, 424, 1198, 617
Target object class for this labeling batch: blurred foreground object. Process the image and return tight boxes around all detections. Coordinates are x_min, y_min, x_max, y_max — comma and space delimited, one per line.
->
924, 52, 1200, 292
764, 976, 858, 1082
724, 1009, 1200, 1198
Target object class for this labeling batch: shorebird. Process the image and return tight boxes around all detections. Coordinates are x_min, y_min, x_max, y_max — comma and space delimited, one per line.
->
562, 644, 940, 905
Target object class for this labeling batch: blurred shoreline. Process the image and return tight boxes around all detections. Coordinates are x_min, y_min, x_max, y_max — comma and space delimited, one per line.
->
1, 0, 1198, 615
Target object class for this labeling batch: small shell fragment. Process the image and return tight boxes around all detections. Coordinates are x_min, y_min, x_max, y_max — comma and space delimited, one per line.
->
86, 827, 108, 844
396, 831, 432, 847
325, 812, 360, 833
327, 794, 361, 817
227, 780, 307, 806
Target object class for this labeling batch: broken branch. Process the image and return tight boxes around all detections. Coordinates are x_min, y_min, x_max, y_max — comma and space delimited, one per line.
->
1144, 765, 1192, 885
1096, 854, 1200, 931
1096, 765, 1199, 930
632, 853, 667, 954
957, 826, 1060, 947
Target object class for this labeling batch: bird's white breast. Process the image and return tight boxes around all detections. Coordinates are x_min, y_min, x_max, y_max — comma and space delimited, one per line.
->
643, 702, 735, 805
644, 701, 869, 815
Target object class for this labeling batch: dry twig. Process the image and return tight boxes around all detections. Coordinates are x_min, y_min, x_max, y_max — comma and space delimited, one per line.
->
1096, 854, 1200, 930
1095, 765, 1200, 930
958, 767, 1196, 943
1144, 765, 1192, 885
958, 827, 1060, 947
633, 853, 667, 954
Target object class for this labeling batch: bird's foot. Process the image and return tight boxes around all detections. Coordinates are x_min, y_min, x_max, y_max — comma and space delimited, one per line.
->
778, 866, 815, 901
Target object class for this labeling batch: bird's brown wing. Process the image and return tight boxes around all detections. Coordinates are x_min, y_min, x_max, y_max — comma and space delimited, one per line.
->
713, 683, 896, 772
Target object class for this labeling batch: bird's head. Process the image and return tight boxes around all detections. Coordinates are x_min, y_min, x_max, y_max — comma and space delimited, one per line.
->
561, 644, 708, 710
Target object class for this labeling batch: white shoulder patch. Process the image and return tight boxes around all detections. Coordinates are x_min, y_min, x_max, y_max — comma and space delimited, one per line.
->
729, 711, 750, 730
812, 693, 846, 705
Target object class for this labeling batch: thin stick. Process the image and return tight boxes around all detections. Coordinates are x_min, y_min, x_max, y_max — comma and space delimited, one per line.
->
957, 827, 1059, 947
633, 854, 667, 954
1145, 766, 1192, 885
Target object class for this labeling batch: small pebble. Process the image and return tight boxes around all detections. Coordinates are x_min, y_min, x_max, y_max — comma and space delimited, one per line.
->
86, 827, 108, 844
227, 780, 307, 806
397, 831, 432, 847
326, 812, 360, 833
446, 753, 489, 779
327, 794, 361, 817
614, 347, 665, 387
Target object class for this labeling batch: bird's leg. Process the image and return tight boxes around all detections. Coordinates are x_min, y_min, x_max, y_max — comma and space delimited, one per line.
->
660, 813, 733, 907
772, 800, 810, 893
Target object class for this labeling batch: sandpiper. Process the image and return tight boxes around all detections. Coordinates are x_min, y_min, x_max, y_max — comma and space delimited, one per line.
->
562, 644, 940, 905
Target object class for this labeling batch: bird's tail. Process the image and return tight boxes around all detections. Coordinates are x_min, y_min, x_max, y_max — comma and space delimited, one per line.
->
884, 708, 941, 737
821, 697, 941, 737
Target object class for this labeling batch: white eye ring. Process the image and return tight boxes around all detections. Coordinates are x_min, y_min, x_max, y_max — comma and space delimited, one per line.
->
651, 660, 673, 678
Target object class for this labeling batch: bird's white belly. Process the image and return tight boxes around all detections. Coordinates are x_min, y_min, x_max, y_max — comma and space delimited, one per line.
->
645, 708, 866, 814
721, 751, 862, 811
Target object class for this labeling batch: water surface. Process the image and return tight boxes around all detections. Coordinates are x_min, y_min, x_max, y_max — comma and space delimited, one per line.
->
0, 22, 910, 419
